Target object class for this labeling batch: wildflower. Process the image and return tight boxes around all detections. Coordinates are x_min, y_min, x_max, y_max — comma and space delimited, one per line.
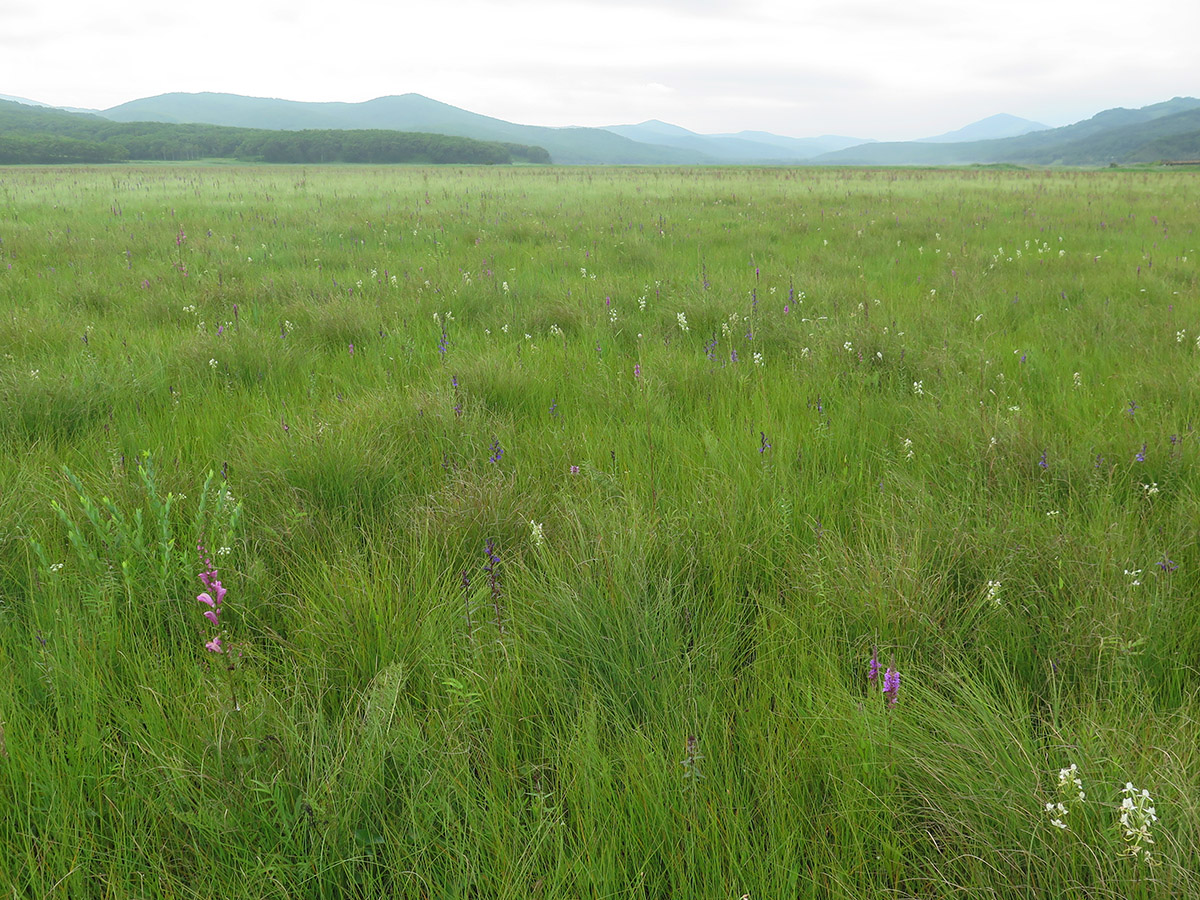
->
1039, 449, 1049, 470
634, 363, 641, 378
902, 437, 914, 460
569, 465, 580, 474
913, 380, 924, 396
1135, 443, 1147, 462
488, 439, 504, 464
1119, 783, 1159, 864
986, 580, 1002, 606
677, 311, 689, 332
529, 520, 545, 548
868, 649, 880, 685
1073, 372, 1082, 389
882, 667, 900, 706
753, 352, 763, 367
205, 637, 223, 654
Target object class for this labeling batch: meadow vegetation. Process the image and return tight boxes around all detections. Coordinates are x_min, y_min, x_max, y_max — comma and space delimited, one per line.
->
0, 164, 1197, 898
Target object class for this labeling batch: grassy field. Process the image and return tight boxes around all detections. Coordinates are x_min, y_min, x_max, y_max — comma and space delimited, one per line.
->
0, 164, 1197, 899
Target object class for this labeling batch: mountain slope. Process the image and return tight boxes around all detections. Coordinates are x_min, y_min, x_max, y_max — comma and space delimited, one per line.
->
811, 97, 1200, 165
603, 120, 871, 162
100, 93, 710, 165
0, 99, 551, 165
919, 113, 1048, 143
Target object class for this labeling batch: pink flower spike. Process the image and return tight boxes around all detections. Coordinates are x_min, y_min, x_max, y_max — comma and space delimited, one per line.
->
197, 591, 217, 608
205, 637, 223, 653
212, 581, 227, 604
203, 609, 220, 626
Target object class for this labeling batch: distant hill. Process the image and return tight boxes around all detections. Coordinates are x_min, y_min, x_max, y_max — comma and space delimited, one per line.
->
0, 99, 551, 165
602, 120, 871, 162
0, 94, 48, 107
100, 93, 708, 165
9, 89, 1200, 167
919, 113, 1048, 143
810, 97, 1200, 165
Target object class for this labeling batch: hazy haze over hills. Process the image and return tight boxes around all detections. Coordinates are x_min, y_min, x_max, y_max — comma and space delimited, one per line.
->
918, 114, 1049, 143
809, 97, 1200, 165
6, 89, 1200, 166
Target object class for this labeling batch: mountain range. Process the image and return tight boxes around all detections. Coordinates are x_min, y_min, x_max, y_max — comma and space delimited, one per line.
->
4, 91, 1200, 166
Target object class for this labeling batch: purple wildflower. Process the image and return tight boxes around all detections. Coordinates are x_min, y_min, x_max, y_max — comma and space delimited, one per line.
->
868, 650, 880, 685
1135, 443, 1147, 462
882, 667, 901, 706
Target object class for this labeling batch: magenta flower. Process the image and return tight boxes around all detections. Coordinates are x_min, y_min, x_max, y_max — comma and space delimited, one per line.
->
868, 650, 880, 685
197, 591, 217, 608
203, 609, 220, 626
205, 637, 223, 653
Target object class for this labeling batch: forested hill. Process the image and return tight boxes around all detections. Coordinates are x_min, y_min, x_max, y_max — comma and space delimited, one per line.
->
0, 101, 551, 165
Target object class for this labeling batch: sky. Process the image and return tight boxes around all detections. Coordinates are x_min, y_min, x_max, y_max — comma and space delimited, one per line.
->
3, 0, 1198, 141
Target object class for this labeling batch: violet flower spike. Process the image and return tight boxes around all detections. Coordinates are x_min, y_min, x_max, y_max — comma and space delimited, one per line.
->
868, 650, 880, 685
882, 667, 901, 706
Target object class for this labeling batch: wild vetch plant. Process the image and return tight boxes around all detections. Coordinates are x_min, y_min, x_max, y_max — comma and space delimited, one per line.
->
32, 454, 241, 635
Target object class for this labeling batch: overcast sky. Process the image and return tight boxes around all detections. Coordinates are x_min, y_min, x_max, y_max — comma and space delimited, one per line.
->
4, 0, 1198, 141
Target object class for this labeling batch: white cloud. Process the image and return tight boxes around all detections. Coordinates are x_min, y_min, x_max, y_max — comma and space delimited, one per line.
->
3, 0, 1198, 139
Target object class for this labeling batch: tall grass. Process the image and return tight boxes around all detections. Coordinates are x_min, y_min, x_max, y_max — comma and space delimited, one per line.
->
0, 164, 1197, 897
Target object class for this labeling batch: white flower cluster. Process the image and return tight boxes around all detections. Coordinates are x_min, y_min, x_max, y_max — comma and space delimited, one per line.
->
985, 580, 1002, 606
1045, 763, 1085, 830
1119, 783, 1158, 864
529, 520, 545, 548
676, 311, 689, 332
1118, 782, 1156, 868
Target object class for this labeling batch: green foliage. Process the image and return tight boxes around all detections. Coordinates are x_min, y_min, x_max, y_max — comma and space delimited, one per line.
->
0, 165, 1198, 898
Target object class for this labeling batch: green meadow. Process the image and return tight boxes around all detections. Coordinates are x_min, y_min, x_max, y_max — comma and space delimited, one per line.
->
1, 164, 1197, 898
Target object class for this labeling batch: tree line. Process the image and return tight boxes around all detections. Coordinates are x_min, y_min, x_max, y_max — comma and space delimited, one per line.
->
0, 101, 551, 165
